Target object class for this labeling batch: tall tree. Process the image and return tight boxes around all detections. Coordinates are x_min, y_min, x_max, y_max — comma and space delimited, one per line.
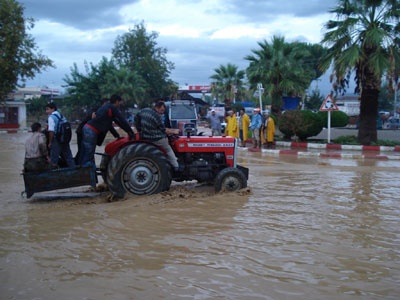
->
320, 0, 400, 145
210, 63, 246, 106
112, 22, 176, 104
64, 59, 111, 109
0, 0, 53, 100
101, 66, 147, 107
245, 36, 324, 113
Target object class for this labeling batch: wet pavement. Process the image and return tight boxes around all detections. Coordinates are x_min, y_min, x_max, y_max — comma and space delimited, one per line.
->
244, 143, 400, 161
1, 131, 400, 300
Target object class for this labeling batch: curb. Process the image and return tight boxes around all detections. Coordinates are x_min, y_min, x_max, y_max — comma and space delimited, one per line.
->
241, 146, 400, 160
0, 129, 28, 134
275, 141, 400, 152
242, 139, 400, 160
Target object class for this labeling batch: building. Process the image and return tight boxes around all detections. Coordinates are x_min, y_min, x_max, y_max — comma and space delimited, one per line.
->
335, 95, 360, 116
0, 87, 61, 131
0, 100, 27, 130
11, 87, 61, 101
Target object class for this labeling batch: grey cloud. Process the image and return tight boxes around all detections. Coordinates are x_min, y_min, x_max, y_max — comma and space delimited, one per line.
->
159, 36, 259, 84
228, 0, 337, 21
19, 0, 136, 30
19, 0, 337, 32
18, 0, 337, 89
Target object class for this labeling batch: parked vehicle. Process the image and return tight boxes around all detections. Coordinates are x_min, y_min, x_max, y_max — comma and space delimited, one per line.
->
22, 130, 249, 199
166, 100, 198, 135
383, 117, 400, 129
221, 121, 227, 134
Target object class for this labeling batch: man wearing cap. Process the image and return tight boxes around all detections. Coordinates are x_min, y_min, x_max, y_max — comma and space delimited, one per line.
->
207, 109, 222, 136
249, 108, 263, 148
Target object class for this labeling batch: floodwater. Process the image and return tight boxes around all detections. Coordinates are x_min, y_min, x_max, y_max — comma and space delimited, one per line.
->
1, 132, 399, 300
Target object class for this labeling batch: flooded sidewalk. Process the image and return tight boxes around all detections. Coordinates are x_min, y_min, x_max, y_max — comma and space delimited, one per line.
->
244, 141, 400, 160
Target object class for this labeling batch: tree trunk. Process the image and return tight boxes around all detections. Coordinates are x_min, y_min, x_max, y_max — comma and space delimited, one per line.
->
271, 93, 282, 115
357, 88, 379, 145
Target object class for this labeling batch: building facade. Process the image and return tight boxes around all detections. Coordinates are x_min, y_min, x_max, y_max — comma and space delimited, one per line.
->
1, 87, 60, 130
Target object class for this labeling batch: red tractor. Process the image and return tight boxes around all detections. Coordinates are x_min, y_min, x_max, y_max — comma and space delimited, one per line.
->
22, 131, 248, 199
100, 132, 249, 198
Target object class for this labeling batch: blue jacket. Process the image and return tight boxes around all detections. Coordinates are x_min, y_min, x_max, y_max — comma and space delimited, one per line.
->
249, 113, 262, 130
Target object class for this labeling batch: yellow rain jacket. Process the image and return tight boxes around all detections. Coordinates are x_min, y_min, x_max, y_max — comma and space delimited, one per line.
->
262, 116, 275, 143
240, 113, 250, 141
225, 115, 238, 138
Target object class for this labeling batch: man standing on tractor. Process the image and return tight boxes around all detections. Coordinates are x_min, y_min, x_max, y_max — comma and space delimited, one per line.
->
80, 94, 135, 165
136, 101, 179, 171
45, 102, 75, 168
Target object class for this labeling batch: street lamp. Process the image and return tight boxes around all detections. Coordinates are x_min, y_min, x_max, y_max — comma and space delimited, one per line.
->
394, 78, 398, 116
231, 84, 237, 104
257, 83, 264, 110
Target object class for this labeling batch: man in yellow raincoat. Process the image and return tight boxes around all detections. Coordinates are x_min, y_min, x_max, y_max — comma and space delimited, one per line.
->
225, 110, 238, 138
238, 108, 250, 147
261, 111, 275, 148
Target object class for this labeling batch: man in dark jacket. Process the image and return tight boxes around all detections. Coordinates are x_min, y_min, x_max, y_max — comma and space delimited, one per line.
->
79, 94, 134, 165
74, 98, 120, 164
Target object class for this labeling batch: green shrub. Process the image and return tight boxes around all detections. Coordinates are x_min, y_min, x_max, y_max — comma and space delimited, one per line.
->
278, 110, 324, 141
333, 135, 359, 145
317, 110, 349, 127
332, 136, 398, 146
371, 140, 399, 146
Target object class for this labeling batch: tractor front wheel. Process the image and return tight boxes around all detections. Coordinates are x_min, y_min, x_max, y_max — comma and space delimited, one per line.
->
214, 167, 247, 192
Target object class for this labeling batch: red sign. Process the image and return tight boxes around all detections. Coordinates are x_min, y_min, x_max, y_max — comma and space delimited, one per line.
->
187, 85, 211, 91
320, 95, 339, 111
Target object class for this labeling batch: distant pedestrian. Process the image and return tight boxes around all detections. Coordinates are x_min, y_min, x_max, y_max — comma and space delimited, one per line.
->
225, 110, 238, 138
207, 109, 222, 136
249, 108, 262, 148
238, 108, 250, 147
262, 111, 275, 148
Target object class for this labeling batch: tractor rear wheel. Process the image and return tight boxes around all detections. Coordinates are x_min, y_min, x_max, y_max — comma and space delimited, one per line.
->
106, 143, 171, 198
214, 167, 247, 192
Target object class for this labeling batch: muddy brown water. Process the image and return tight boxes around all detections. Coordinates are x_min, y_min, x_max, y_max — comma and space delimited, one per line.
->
1, 132, 399, 300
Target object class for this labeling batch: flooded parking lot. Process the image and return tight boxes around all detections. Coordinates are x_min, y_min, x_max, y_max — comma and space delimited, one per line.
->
1, 132, 399, 299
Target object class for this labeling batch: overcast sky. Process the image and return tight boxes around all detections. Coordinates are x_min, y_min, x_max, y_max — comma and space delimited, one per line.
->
19, 0, 338, 93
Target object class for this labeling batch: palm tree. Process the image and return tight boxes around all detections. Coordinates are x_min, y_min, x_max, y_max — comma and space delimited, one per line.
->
320, 0, 400, 145
245, 36, 321, 113
102, 66, 147, 107
210, 63, 246, 106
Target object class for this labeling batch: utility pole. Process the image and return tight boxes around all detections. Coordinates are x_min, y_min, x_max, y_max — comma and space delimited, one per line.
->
257, 83, 264, 110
